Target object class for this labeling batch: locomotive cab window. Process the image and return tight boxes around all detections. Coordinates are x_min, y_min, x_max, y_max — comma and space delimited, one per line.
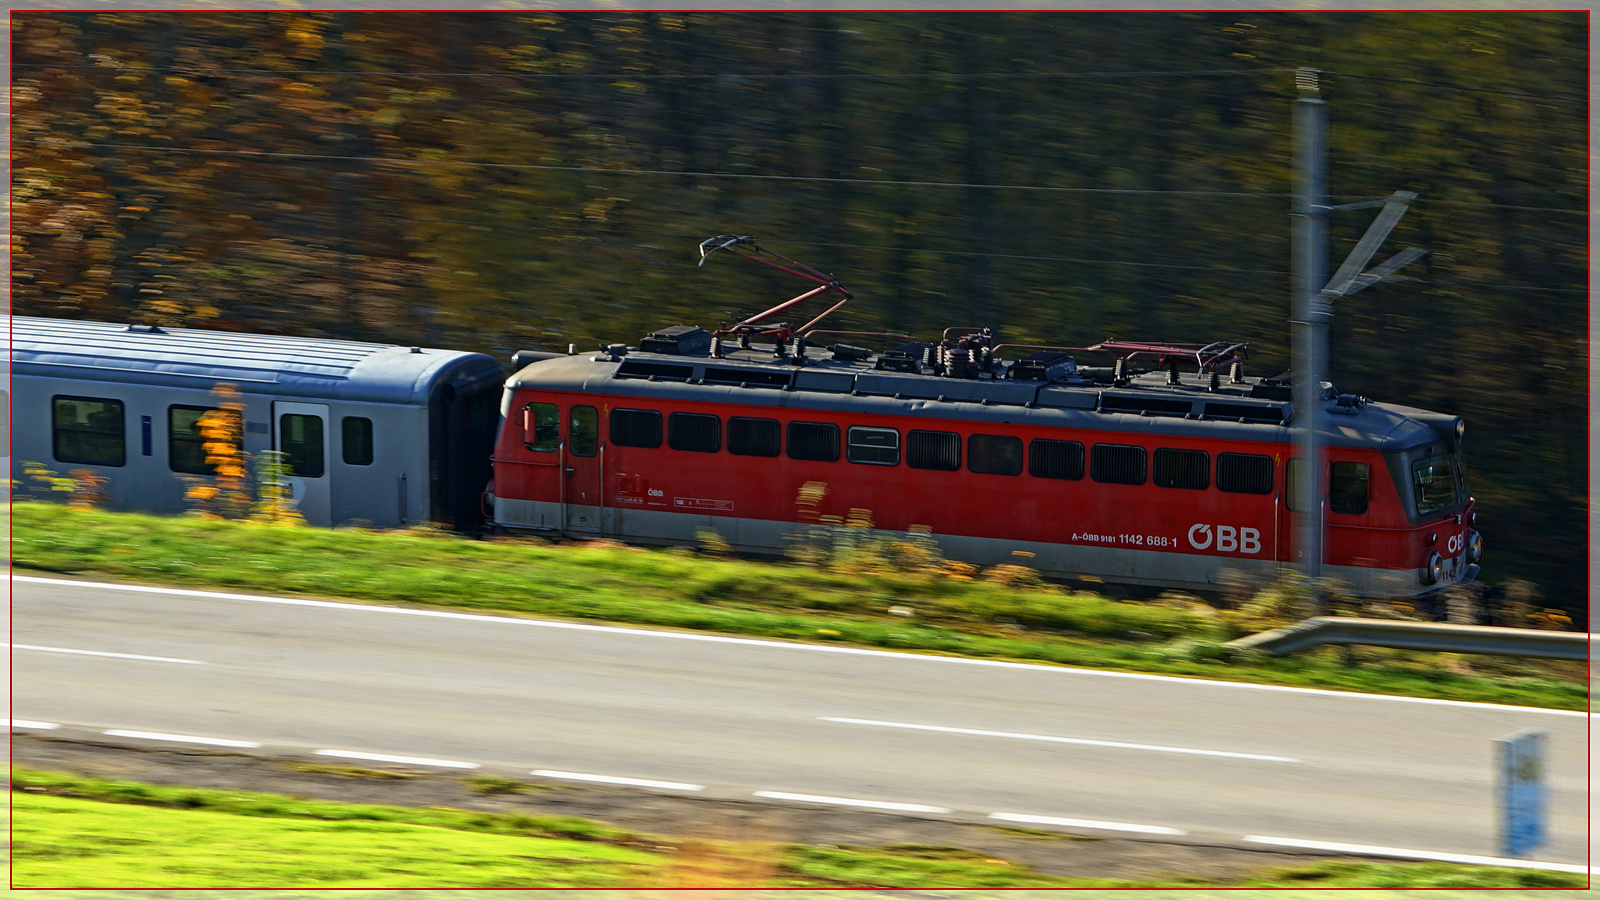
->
522, 402, 560, 452
279, 413, 325, 478
610, 408, 663, 449
1411, 451, 1458, 516
907, 430, 960, 471
569, 405, 598, 457
728, 417, 781, 457
1028, 439, 1084, 480
968, 434, 1022, 476
1330, 461, 1369, 515
669, 412, 721, 453
342, 416, 374, 466
1091, 443, 1146, 485
1216, 452, 1273, 494
1153, 448, 1209, 490
847, 426, 900, 465
53, 395, 126, 467
170, 405, 242, 475
787, 421, 840, 462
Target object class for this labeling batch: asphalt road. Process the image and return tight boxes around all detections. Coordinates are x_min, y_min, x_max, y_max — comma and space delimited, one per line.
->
11, 575, 1591, 869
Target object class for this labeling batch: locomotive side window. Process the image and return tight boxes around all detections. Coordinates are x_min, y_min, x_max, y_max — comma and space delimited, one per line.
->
1216, 452, 1273, 494
669, 412, 722, 453
728, 417, 781, 457
1153, 448, 1209, 490
610, 408, 663, 449
787, 421, 840, 462
1412, 453, 1459, 516
968, 434, 1023, 476
53, 395, 126, 467
569, 406, 598, 457
279, 413, 325, 478
1285, 457, 1304, 512
1091, 444, 1146, 485
907, 430, 961, 471
1330, 461, 1369, 515
342, 417, 374, 466
847, 426, 900, 465
522, 402, 560, 452
1028, 439, 1084, 480
170, 405, 241, 475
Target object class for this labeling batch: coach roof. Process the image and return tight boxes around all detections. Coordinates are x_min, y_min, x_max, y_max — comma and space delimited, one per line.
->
8, 316, 502, 406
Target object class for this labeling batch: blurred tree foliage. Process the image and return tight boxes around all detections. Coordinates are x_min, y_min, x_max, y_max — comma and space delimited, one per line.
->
11, 11, 1587, 611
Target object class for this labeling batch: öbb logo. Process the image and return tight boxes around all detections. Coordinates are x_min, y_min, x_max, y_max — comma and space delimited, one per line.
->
1187, 524, 1261, 554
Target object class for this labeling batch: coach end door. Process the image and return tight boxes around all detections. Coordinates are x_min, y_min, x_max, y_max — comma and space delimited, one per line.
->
274, 401, 332, 526
562, 404, 602, 535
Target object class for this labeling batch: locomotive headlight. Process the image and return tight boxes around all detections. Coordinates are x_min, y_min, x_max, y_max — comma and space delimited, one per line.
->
1423, 551, 1444, 586
1467, 530, 1484, 564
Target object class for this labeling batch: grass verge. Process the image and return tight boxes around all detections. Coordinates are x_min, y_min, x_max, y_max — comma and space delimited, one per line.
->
10, 768, 1585, 889
11, 502, 1586, 710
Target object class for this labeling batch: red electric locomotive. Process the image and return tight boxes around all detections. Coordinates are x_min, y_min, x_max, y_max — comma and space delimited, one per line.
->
488, 237, 1482, 598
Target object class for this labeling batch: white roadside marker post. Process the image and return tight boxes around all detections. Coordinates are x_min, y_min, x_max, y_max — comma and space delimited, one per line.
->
1497, 729, 1548, 858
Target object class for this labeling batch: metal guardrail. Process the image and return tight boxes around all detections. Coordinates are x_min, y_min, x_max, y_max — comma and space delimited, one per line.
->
1227, 617, 1591, 660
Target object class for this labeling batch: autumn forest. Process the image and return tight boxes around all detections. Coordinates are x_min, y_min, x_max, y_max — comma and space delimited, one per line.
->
10, 11, 1588, 610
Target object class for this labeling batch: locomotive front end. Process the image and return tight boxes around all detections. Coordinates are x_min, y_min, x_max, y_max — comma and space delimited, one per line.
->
1396, 412, 1481, 594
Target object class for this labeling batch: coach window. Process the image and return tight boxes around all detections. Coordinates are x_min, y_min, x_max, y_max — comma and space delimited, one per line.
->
1090, 443, 1146, 486
170, 405, 242, 475
610, 408, 662, 449
53, 395, 126, 467
1028, 438, 1084, 480
342, 417, 374, 466
786, 421, 840, 462
1331, 461, 1370, 515
728, 417, 781, 457
569, 405, 598, 457
847, 426, 900, 465
523, 402, 560, 452
968, 434, 1023, 476
1153, 448, 1209, 490
906, 430, 960, 471
279, 413, 325, 478
669, 412, 722, 453
1216, 452, 1273, 494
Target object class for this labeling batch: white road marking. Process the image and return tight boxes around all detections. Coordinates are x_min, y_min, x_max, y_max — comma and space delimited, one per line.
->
990, 812, 1186, 836
13, 643, 204, 665
1244, 835, 1589, 874
9, 720, 60, 730
822, 717, 1300, 763
103, 729, 261, 748
314, 749, 480, 769
532, 770, 704, 791
15, 576, 1587, 717
752, 791, 951, 813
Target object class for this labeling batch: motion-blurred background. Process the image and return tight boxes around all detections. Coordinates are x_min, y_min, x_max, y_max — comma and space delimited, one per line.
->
10, 10, 1587, 616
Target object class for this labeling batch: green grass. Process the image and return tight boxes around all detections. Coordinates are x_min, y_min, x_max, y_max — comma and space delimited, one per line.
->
11, 768, 1586, 890
10, 501, 1586, 710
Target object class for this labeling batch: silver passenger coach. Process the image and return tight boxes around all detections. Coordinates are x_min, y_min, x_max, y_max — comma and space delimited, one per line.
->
9, 316, 504, 528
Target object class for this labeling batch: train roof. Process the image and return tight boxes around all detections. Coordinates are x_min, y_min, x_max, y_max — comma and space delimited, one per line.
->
7, 316, 503, 406
507, 333, 1448, 452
